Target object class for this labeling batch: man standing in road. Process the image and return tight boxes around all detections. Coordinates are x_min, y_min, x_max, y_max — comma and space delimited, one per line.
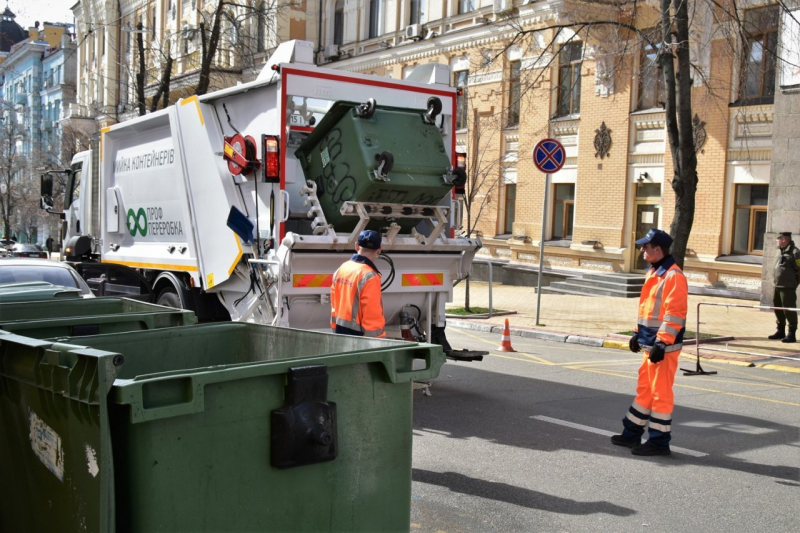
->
45, 236, 54, 257
612, 229, 688, 456
768, 232, 800, 343
330, 229, 386, 338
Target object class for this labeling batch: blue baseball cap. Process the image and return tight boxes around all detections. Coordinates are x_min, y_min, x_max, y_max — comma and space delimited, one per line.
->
357, 230, 382, 250
635, 228, 673, 249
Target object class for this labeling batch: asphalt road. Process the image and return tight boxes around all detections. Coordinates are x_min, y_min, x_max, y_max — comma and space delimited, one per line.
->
410, 328, 800, 532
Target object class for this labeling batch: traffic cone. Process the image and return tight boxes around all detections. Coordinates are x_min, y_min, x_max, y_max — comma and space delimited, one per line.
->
497, 318, 516, 352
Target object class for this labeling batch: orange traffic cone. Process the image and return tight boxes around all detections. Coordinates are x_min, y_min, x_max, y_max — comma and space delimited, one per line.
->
497, 318, 516, 352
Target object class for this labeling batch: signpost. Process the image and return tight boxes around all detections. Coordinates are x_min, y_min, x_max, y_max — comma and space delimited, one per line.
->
532, 138, 566, 326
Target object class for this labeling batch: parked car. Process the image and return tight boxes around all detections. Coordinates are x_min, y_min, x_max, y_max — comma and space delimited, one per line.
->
8, 243, 49, 259
0, 258, 93, 296
0, 247, 7, 258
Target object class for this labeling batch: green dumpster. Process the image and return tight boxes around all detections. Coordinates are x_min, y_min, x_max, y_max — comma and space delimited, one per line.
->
294, 100, 454, 232
0, 281, 83, 302
0, 323, 444, 532
0, 297, 197, 338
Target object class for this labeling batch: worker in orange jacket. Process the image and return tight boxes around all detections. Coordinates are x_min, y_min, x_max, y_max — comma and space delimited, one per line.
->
330, 230, 386, 338
612, 229, 688, 456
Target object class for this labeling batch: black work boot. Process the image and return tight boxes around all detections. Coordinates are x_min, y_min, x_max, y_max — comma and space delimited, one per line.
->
782, 328, 797, 343
631, 441, 671, 456
768, 326, 786, 340
611, 434, 641, 448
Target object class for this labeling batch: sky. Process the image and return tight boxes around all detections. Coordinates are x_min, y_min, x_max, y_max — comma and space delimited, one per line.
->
6, 0, 75, 30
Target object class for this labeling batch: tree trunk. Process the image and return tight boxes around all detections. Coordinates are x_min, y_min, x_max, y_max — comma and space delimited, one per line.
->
150, 55, 173, 112
659, 0, 698, 268
465, 276, 471, 312
196, 1, 225, 96
136, 23, 146, 116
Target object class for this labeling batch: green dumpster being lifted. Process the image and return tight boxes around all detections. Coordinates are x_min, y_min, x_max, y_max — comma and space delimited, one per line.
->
0, 323, 444, 532
294, 99, 458, 233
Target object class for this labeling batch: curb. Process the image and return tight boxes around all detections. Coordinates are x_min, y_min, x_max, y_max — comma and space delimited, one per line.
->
447, 319, 800, 373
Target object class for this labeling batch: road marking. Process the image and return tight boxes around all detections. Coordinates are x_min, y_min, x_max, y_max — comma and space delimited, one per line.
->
452, 330, 800, 406
531, 415, 709, 458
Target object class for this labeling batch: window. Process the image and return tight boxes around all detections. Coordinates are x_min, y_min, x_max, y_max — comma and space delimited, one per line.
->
732, 184, 768, 254
741, 6, 779, 102
409, 0, 424, 25
507, 60, 520, 127
503, 184, 516, 234
183, 24, 190, 54
369, 0, 380, 38
454, 70, 469, 130
552, 184, 575, 239
638, 29, 665, 110
334, 0, 344, 46
257, 2, 266, 52
556, 41, 582, 117
459, 0, 475, 14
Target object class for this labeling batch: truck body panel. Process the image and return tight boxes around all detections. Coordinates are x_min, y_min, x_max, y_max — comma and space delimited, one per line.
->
49, 41, 481, 348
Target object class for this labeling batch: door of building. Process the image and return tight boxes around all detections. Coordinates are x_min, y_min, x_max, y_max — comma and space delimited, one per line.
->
632, 183, 661, 272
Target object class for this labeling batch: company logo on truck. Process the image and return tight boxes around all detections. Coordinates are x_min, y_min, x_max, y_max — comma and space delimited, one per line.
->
127, 207, 184, 237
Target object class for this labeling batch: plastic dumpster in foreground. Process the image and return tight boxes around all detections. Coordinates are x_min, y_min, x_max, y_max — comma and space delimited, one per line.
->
0, 297, 196, 338
0, 323, 444, 532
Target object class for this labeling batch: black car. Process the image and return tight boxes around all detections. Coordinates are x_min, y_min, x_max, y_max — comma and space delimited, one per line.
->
8, 244, 49, 259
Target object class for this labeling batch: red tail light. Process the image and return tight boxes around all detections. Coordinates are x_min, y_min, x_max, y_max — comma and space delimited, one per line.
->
263, 135, 280, 183
455, 152, 467, 170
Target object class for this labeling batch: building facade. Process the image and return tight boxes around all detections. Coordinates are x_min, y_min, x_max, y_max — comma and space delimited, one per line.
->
72, 0, 319, 128
0, 19, 76, 243
319, 0, 800, 296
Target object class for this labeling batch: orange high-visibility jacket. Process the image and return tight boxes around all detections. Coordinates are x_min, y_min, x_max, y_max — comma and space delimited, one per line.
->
634, 256, 688, 352
331, 255, 386, 337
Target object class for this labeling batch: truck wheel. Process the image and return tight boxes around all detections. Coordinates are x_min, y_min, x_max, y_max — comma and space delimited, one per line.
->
425, 97, 443, 123
356, 98, 377, 119
156, 288, 182, 309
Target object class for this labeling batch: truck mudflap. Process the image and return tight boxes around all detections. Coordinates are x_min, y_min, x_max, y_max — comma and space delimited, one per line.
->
431, 325, 486, 362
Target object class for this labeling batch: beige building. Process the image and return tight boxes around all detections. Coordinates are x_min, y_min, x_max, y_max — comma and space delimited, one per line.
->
70, 0, 318, 129
321, 0, 800, 297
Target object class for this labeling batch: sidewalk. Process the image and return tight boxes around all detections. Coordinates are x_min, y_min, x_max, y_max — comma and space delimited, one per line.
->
447, 281, 800, 373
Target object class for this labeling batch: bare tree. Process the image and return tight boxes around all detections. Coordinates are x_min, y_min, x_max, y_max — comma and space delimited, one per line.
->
487, 0, 800, 267
0, 104, 30, 241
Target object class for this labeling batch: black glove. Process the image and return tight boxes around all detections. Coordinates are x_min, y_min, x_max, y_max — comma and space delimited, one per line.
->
629, 334, 641, 353
649, 341, 666, 364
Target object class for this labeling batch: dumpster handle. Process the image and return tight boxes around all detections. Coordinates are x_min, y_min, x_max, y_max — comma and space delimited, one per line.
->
387, 348, 436, 383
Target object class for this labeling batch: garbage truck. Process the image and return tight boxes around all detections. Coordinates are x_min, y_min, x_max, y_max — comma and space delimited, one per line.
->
41, 40, 483, 360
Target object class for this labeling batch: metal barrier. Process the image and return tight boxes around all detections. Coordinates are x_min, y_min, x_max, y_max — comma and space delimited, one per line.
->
683, 302, 800, 376
469, 259, 494, 318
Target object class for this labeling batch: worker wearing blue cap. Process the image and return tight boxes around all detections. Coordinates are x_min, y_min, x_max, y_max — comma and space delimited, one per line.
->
330, 230, 386, 337
611, 228, 688, 456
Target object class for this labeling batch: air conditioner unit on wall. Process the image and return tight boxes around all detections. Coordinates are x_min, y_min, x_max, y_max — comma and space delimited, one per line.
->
405, 24, 422, 40
323, 44, 340, 59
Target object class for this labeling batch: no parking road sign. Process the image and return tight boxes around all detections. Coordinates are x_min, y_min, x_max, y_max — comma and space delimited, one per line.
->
532, 137, 566, 327
532, 138, 566, 174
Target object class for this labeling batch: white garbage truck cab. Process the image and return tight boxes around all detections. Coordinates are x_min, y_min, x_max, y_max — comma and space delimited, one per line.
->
41, 40, 483, 360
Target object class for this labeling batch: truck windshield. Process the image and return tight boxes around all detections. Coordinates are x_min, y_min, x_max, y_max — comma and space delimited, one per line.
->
67, 162, 82, 206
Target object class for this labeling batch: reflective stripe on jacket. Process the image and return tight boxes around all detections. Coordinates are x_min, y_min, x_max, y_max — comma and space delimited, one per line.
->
330, 255, 386, 338
635, 255, 688, 350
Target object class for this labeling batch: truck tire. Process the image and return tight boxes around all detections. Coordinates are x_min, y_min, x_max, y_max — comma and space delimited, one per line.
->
156, 288, 182, 309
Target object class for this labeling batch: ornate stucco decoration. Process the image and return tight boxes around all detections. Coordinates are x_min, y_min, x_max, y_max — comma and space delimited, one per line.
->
692, 114, 707, 153
594, 121, 612, 159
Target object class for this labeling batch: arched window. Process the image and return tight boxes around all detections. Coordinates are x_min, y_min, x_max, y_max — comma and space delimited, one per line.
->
334, 0, 343, 45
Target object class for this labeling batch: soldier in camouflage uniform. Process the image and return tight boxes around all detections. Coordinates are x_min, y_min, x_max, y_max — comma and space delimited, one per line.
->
769, 232, 800, 343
